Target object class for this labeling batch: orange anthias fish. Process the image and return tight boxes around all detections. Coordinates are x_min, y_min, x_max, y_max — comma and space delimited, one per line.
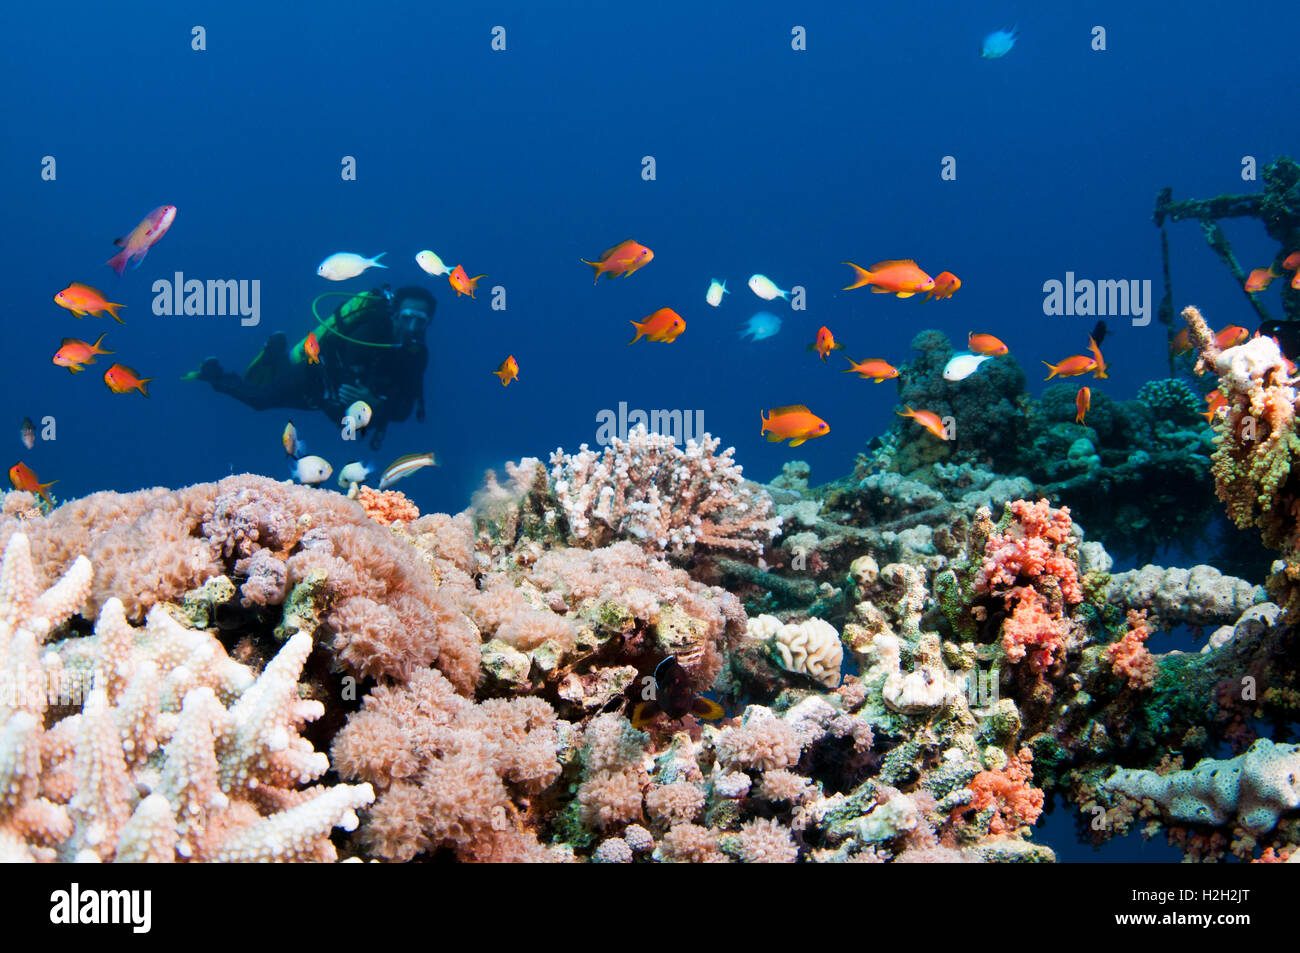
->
628, 308, 685, 344
1284, 251, 1300, 272
1215, 325, 1249, 349
1087, 335, 1109, 379
304, 331, 321, 364
493, 355, 519, 386
843, 357, 899, 382
106, 205, 176, 275
1200, 390, 1227, 423
1042, 355, 1097, 380
581, 239, 654, 284
897, 406, 950, 441
761, 405, 829, 447
54, 282, 125, 323
808, 326, 844, 361
1245, 266, 1278, 293
968, 332, 1008, 356
449, 265, 488, 298
1170, 326, 1192, 356
104, 363, 153, 396
842, 259, 935, 297
52, 332, 113, 373
925, 271, 961, 301
9, 462, 56, 504
1075, 386, 1091, 425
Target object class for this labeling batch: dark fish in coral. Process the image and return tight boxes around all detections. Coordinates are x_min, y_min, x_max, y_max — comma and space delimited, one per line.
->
19, 418, 34, 450
631, 656, 724, 728
1090, 320, 1107, 347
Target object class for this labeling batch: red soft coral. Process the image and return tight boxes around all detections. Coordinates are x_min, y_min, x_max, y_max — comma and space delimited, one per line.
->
959, 748, 1045, 836
1106, 609, 1157, 691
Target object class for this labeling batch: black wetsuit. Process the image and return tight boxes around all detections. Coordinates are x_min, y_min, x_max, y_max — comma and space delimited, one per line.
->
207, 294, 427, 448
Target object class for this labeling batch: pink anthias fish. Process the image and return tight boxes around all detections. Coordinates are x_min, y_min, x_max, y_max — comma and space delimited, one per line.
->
106, 205, 176, 275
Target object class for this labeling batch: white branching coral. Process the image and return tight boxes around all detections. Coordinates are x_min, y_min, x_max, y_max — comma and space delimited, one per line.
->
549, 424, 781, 557
0, 532, 372, 862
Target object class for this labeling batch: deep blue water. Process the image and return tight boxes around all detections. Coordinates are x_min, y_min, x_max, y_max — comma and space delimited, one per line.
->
4, 1, 1296, 861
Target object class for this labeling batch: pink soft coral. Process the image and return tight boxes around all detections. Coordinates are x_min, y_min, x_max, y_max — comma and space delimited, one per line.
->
1106, 609, 1157, 691
357, 486, 420, 526
331, 668, 566, 862
958, 748, 1045, 836
976, 499, 1083, 671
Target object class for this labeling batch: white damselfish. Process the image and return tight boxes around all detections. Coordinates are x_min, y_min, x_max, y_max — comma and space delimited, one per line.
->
748, 274, 789, 300
943, 352, 992, 381
317, 252, 387, 281
415, 250, 452, 276
292, 455, 333, 485
705, 279, 730, 307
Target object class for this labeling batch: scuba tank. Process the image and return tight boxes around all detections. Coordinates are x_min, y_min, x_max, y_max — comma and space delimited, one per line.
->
290, 285, 395, 364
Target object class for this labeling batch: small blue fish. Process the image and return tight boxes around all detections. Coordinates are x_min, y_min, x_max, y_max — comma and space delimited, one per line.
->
739, 312, 782, 342
982, 25, 1020, 59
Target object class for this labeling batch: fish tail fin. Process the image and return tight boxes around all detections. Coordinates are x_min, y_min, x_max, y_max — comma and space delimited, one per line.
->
1042, 361, 1059, 381
759, 410, 768, 436
896, 406, 913, 419
138, 378, 153, 397
692, 697, 725, 721
842, 262, 874, 290
581, 258, 603, 284
106, 249, 130, 276
92, 332, 113, 353
628, 320, 645, 345
631, 701, 661, 729
104, 302, 126, 322
371, 252, 388, 268
38, 481, 56, 505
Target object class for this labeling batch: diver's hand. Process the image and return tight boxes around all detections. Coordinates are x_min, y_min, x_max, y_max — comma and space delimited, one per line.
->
338, 383, 380, 405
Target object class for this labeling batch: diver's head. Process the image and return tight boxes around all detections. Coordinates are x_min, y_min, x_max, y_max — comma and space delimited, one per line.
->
392, 286, 436, 344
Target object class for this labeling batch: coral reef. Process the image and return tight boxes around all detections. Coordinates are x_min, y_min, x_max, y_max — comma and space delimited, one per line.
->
548, 424, 781, 558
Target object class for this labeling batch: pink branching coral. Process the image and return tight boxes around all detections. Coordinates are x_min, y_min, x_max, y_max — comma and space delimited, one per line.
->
975, 499, 1083, 671
356, 486, 420, 526
548, 424, 781, 558
331, 667, 567, 862
1106, 609, 1157, 691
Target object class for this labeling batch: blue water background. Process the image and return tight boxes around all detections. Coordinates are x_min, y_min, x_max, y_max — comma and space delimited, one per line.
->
4, 2, 1294, 862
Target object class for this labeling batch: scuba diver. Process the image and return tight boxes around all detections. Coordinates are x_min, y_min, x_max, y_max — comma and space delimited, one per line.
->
186, 285, 434, 450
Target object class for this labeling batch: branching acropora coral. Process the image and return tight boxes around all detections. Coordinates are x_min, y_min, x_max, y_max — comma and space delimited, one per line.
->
549, 424, 781, 557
